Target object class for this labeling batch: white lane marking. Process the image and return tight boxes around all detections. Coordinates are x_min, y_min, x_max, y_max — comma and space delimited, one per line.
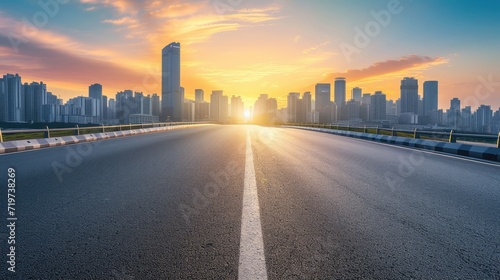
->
238, 130, 268, 280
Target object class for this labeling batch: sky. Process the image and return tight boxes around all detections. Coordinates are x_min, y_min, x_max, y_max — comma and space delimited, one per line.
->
1, 0, 499, 110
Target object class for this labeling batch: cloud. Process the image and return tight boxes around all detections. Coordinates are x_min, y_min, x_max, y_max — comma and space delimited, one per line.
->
0, 33, 148, 92
303, 41, 330, 54
294, 35, 301, 43
324, 55, 449, 82
150, 3, 206, 18
79, 0, 139, 14
91, 0, 282, 46
102, 16, 138, 26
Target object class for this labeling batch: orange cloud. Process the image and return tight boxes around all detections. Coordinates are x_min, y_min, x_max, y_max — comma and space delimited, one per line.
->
321, 55, 449, 83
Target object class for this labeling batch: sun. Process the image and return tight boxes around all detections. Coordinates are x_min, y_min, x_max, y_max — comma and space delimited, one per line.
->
243, 110, 251, 120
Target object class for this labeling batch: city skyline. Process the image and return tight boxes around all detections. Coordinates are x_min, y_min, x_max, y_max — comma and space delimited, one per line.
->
0, 1, 499, 109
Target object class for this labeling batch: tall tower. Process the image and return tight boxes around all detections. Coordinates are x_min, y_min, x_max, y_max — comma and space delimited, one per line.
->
195, 89, 204, 103
423, 81, 438, 116
162, 42, 182, 121
287, 92, 300, 123
400, 77, 419, 114
334, 77, 346, 105
89, 83, 103, 120
3, 73, 23, 122
352, 87, 362, 102
315, 83, 331, 124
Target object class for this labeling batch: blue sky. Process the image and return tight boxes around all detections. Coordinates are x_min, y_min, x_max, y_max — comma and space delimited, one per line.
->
0, 0, 499, 109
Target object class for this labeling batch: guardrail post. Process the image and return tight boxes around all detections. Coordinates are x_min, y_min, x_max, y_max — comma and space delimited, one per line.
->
336, 124, 339, 130
129, 123, 132, 130
376, 126, 379, 135
449, 130, 456, 143
75, 125, 80, 136
496, 132, 500, 148
347, 125, 350, 131
101, 124, 105, 133
44, 126, 51, 138
413, 128, 419, 139
0, 128, 3, 142
391, 127, 396, 136
363, 126, 367, 133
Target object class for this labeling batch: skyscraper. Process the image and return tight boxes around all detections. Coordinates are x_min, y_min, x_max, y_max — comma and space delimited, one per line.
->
210, 90, 228, 122
334, 78, 347, 121
24, 81, 47, 123
400, 77, 419, 114
334, 77, 346, 105
352, 87, 362, 102
302, 91, 312, 123
423, 81, 438, 116
89, 83, 103, 120
3, 74, 23, 122
370, 91, 387, 121
162, 42, 182, 121
287, 92, 300, 123
230, 95, 244, 122
195, 89, 204, 103
151, 94, 161, 117
0, 77, 5, 122
315, 83, 331, 124
475, 105, 492, 133
449, 97, 461, 128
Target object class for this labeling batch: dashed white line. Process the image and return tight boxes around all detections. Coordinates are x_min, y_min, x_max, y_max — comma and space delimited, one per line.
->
238, 130, 268, 280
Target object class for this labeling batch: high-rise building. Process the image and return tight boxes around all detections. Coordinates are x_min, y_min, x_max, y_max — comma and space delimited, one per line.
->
370, 91, 387, 121
302, 91, 312, 123
400, 77, 419, 114
102, 95, 108, 120
345, 99, 360, 121
89, 83, 103, 120
116, 90, 134, 123
195, 89, 204, 103
423, 81, 438, 116
151, 94, 161, 117
315, 83, 331, 124
334, 77, 346, 105
3, 73, 23, 122
475, 105, 492, 133
449, 98, 461, 128
352, 87, 362, 102
334, 78, 347, 121
162, 42, 182, 121
287, 92, 300, 123
210, 90, 228, 122
230, 95, 244, 123
108, 98, 116, 120
183, 100, 196, 122
0, 77, 5, 121
23, 81, 47, 123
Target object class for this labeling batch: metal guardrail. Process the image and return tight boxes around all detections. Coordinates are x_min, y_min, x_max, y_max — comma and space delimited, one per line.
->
0, 122, 206, 142
290, 123, 500, 148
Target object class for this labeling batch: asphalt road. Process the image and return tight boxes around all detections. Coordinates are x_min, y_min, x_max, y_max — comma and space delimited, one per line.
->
0, 125, 499, 279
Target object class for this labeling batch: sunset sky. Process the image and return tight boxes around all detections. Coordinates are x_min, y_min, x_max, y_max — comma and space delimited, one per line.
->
1, 0, 499, 110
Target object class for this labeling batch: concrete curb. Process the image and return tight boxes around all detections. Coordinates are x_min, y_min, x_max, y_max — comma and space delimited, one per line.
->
284, 126, 500, 162
0, 124, 210, 154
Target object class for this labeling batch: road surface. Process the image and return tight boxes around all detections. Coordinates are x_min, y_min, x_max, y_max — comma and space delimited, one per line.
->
1, 125, 499, 279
